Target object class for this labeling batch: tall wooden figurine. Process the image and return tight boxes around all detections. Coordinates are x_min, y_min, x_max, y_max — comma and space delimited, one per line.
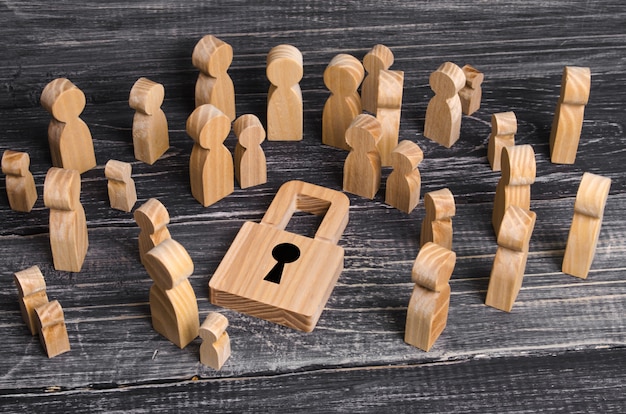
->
267, 44, 303, 141
343, 114, 382, 199
458, 64, 484, 116
234, 114, 267, 189
487, 111, 517, 171
420, 188, 455, 250
361, 44, 394, 114
134, 198, 171, 266
385, 140, 423, 214
376, 69, 404, 166
129, 77, 169, 165
2, 150, 38, 212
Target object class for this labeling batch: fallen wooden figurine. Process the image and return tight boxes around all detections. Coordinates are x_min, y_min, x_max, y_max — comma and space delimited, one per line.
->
420, 188, 455, 250
199, 312, 231, 370
2, 150, 38, 212
105, 159, 137, 212
129, 77, 169, 165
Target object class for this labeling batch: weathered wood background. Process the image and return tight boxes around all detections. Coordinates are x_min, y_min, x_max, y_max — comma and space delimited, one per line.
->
1, 1, 624, 412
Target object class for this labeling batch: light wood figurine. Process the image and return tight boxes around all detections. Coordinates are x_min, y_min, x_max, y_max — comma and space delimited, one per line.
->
105, 160, 137, 212
34, 300, 70, 358
267, 44, 303, 141
376, 69, 404, 166
385, 140, 424, 214
40, 78, 96, 174
562, 172, 611, 279
361, 44, 394, 114
458, 64, 484, 116
134, 198, 171, 266
487, 111, 517, 171
129, 77, 169, 165
420, 188, 456, 250
14, 265, 49, 335
199, 312, 231, 370
343, 114, 382, 199
2, 150, 38, 212
234, 114, 267, 189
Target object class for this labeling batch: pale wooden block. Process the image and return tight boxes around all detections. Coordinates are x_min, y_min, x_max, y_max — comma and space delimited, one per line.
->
14, 265, 48, 335
487, 111, 517, 171
404, 284, 451, 352
361, 44, 394, 114
129, 77, 169, 165
267, 44, 303, 141
458, 64, 484, 115
234, 114, 267, 189
2, 150, 38, 212
385, 140, 423, 214
199, 312, 231, 370
105, 160, 137, 212
134, 198, 171, 266
411, 242, 456, 292
343, 114, 382, 199
34, 300, 70, 358
376, 69, 404, 166
420, 188, 455, 250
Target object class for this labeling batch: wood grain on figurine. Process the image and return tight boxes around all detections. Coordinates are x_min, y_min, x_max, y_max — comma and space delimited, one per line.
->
458, 64, 484, 116
134, 198, 171, 266
129, 77, 169, 165
34, 300, 70, 358
14, 265, 48, 336
385, 140, 423, 214
234, 114, 267, 189
376, 69, 404, 166
2, 150, 38, 212
361, 44, 394, 114
104, 160, 137, 212
487, 111, 517, 171
411, 242, 456, 292
420, 188, 456, 250
343, 114, 382, 199
267, 45, 303, 141
199, 312, 231, 370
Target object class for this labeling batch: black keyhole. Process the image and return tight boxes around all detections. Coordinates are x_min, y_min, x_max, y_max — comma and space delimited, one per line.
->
264, 242, 300, 284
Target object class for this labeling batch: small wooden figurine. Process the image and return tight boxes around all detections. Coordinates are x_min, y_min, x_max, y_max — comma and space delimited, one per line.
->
34, 300, 70, 358
199, 312, 231, 370
129, 77, 169, 165
424, 62, 466, 148
492, 145, 536, 236
14, 265, 49, 335
343, 114, 382, 199
385, 140, 424, 214
2, 150, 38, 212
134, 198, 171, 266
458, 64, 484, 116
192, 35, 236, 120
361, 44, 394, 114
485, 205, 536, 312
562, 172, 611, 279
187, 104, 233, 207
322, 54, 364, 150
44, 167, 88, 272
420, 188, 456, 250
105, 160, 137, 212
487, 111, 517, 171
405, 242, 456, 352
267, 44, 303, 141
144, 238, 199, 349
549, 66, 591, 164
376, 69, 404, 166
234, 114, 267, 189
40, 78, 96, 174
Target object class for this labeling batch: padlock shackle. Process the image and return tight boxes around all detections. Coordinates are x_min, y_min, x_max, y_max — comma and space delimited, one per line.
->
261, 180, 349, 244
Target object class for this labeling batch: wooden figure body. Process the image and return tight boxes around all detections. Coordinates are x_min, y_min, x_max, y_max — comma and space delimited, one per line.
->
266, 44, 303, 141
105, 160, 137, 212
485, 205, 536, 312
562, 172, 611, 279
192, 35, 236, 120
199, 312, 231, 370
14, 265, 48, 335
129, 77, 169, 165
187, 104, 233, 207
405, 242, 456, 352
420, 188, 455, 250
40, 78, 96, 173
385, 140, 424, 214
549, 66, 591, 164
322, 54, 364, 150
2, 150, 38, 212
361, 44, 394, 114
458, 64, 484, 115
343, 114, 382, 199
34, 300, 70, 358
234, 114, 267, 189
44, 167, 88, 272
487, 111, 517, 171
376, 69, 404, 166
492, 145, 536, 236
144, 238, 199, 349
424, 62, 466, 148
134, 198, 171, 266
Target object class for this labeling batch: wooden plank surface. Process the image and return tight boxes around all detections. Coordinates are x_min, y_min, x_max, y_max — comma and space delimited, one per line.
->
1, 1, 625, 411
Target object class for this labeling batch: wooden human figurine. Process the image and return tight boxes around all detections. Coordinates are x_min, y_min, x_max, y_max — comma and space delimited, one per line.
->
492, 145, 536, 236
34, 300, 70, 358
1, 150, 38, 212
405, 242, 456, 352
187, 104, 233, 207
192, 35, 236, 120
104, 160, 137, 212
129, 77, 169, 165
458, 64, 484, 116
549, 66, 591, 164
385, 140, 424, 214
361, 44, 394, 114
144, 238, 199, 349
562, 172, 611, 279
44, 167, 88, 272
376, 69, 404, 166
134, 198, 171, 266
322, 54, 364, 150
14, 265, 49, 335
343, 114, 382, 199
485, 205, 536, 312
199, 312, 231, 370
487, 111, 517, 171
420, 188, 456, 250
424, 62, 466, 148
40, 78, 96, 174
234, 114, 267, 189
266, 44, 303, 141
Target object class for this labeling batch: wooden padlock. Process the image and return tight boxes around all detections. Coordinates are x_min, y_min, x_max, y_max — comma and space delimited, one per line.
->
209, 180, 350, 332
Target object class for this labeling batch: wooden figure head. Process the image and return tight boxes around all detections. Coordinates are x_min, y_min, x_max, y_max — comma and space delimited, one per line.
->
560, 66, 591, 105
491, 111, 517, 136
186, 104, 231, 148
192, 35, 233, 77
390, 140, 423, 174
497, 206, 537, 252
144, 238, 194, 291
43, 167, 81, 211
363, 44, 394, 74
40, 78, 86, 122
233, 114, 266, 147
345, 114, 382, 151
2, 150, 30, 177
134, 198, 170, 234
429, 62, 465, 98
573, 172, 611, 219
266, 44, 303, 87
323, 54, 364, 95
411, 242, 456, 292
129, 77, 165, 115
501, 145, 536, 186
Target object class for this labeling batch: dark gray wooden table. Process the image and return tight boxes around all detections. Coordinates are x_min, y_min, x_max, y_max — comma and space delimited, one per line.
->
1, 1, 624, 412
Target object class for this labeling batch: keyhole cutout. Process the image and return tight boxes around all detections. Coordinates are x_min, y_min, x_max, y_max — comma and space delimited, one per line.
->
264, 242, 300, 284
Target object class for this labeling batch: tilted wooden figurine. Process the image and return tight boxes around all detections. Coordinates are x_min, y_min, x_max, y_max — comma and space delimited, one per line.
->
199, 312, 231, 370
361, 44, 394, 114
485, 205, 536, 312
458, 64, 484, 116
385, 140, 424, 214
420, 188, 456, 250
562, 172, 611, 279
134, 198, 171, 266
14, 265, 49, 335
34, 300, 70, 358
43, 167, 88, 272
376, 69, 404, 166
424, 62, 466, 148
129, 77, 169, 165
487, 111, 517, 171
267, 44, 303, 141
549, 66, 591, 164
2, 150, 38, 212
104, 160, 137, 212
187, 104, 233, 207
234, 114, 267, 189
192, 34, 236, 120
40, 78, 96, 174
322, 54, 364, 150
343, 114, 382, 199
